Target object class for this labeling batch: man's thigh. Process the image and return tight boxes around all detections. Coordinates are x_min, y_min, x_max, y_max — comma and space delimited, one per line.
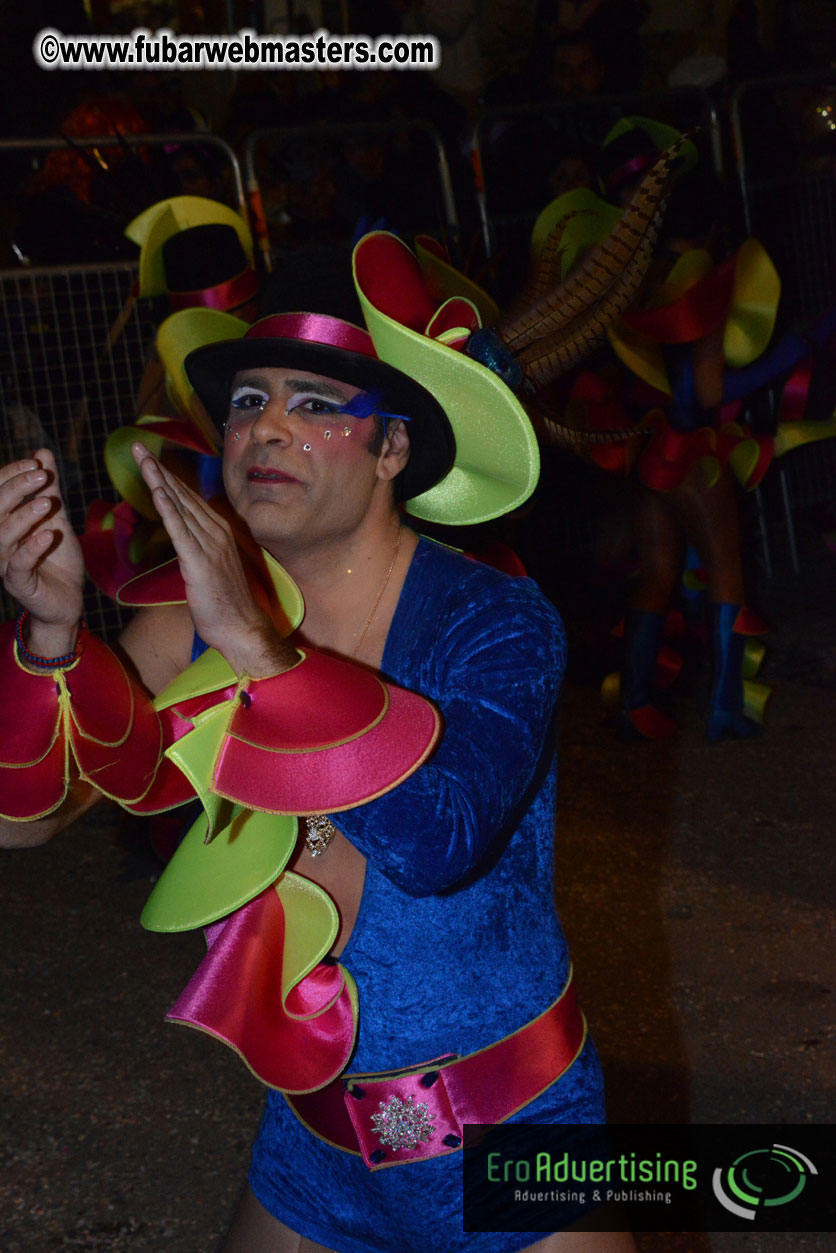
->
220, 1184, 636, 1253
524, 1228, 636, 1253
220, 1185, 335, 1253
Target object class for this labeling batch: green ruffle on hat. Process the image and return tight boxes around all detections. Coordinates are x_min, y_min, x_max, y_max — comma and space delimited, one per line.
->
530, 187, 622, 273
157, 307, 249, 423
104, 309, 247, 521
125, 195, 254, 299
352, 231, 539, 526
604, 116, 698, 162
105, 417, 192, 521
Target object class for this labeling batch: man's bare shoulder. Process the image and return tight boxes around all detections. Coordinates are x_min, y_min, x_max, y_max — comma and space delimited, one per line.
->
118, 602, 195, 695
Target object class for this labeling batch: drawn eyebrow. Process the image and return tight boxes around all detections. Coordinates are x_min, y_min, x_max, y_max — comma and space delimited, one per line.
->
284, 378, 350, 402
230, 378, 270, 400
231, 383, 269, 396
230, 373, 350, 404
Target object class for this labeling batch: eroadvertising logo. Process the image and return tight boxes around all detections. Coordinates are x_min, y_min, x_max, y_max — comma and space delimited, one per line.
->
712, 1143, 818, 1221
462, 1124, 835, 1233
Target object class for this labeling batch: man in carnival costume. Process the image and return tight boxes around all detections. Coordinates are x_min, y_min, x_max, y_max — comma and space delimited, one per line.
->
531, 117, 836, 742
0, 193, 680, 1247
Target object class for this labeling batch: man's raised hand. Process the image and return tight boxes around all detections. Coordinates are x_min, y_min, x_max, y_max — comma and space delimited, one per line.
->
0, 451, 85, 657
131, 442, 295, 677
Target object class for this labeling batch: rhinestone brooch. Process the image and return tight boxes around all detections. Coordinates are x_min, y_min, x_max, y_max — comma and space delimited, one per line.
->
370, 1095, 436, 1152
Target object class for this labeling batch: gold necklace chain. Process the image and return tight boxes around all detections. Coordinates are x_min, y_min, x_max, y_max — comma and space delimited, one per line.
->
305, 525, 402, 857
350, 525, 402, 660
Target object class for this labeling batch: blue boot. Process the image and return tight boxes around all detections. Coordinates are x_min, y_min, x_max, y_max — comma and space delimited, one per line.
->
706, 602, 762, 742
617, 609, 678, 741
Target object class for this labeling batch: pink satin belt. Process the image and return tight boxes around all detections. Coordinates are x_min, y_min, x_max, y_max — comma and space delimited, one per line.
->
286, 973, 586, 1170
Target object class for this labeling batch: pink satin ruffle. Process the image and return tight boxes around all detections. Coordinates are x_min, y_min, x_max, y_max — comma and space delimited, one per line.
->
228, 652, 387, 751
214, 682, 441, 814
166, 884, 357, 1093
0, 624, 162, 815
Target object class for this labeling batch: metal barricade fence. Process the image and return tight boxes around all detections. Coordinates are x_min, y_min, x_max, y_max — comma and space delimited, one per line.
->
243, 119, 461, 281
732, 74, 836, 570
0, 261, 157, 639
0, 133, 247, 636
0, 132, 247, 267
731, 73, 836, 326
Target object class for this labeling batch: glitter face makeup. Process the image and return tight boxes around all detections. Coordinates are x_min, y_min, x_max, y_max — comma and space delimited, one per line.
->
222, 370, 389, 477
285, 390, 345, 419
226, 380, 353, 441
221, 366, 403, 553
224, 378, 399, 452
231, 383, 269, 414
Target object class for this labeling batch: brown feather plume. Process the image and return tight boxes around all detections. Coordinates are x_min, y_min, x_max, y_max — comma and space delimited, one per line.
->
518, 227, 657, 388
527, 397, 651, 450
500, 209, 583, 323
494, 137, 687, 383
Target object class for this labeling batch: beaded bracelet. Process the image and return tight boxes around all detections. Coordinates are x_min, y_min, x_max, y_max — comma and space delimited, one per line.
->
14, 609, 83, 670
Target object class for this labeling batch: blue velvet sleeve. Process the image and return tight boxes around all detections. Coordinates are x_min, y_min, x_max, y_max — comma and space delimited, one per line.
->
334, 556, 567, 898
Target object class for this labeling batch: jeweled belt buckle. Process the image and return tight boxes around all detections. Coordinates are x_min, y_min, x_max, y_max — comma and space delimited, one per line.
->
342, 1055, 463, 1169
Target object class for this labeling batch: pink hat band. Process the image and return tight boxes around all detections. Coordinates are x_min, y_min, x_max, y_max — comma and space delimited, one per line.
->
168, 266, 260, 314
244, 313, 377, 359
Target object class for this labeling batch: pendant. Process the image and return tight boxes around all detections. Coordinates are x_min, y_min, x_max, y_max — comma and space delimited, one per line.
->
305, 814, 337, 857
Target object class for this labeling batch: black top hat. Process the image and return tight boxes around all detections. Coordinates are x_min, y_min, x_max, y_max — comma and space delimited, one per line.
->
185, 312, 456, 502
161, 222, 259, 313
163, 223, 249, 291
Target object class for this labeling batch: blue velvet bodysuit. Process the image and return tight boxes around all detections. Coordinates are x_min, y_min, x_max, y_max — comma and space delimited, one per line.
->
241, 537, 605, 1251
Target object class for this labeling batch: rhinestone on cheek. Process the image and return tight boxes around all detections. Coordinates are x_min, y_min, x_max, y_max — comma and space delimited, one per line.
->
302, 442, 312, 452
342, 426, 352, 436
324, 429, 332, 439
370, 1094, 436, 1152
